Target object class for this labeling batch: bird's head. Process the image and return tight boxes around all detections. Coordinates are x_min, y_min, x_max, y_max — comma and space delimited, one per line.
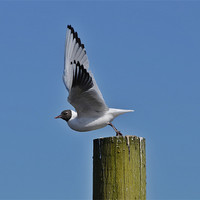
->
55, 110, 72, 122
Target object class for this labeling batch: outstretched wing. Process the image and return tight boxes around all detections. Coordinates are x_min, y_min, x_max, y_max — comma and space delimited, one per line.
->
63, 25, 108, 117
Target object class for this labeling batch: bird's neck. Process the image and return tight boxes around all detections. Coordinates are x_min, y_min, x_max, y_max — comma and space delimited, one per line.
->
70, 110, 78, 120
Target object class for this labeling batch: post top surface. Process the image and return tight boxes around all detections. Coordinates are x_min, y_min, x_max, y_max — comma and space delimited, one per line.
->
94, 135, 145, 142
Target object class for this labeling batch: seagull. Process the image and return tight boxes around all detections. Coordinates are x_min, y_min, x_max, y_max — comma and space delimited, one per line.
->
55, 25, 134, 136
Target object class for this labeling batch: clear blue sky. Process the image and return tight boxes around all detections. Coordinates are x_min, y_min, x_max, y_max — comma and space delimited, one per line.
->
0, 1, 200, 199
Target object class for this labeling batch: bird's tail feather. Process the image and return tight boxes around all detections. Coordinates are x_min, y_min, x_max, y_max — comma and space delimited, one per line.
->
109, 108, 134, 118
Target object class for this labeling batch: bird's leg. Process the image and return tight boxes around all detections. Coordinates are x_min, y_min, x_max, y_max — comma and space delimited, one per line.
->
107, 122, 123, 136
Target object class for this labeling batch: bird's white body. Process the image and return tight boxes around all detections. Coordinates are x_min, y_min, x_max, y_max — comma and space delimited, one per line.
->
68, 109, 133, 132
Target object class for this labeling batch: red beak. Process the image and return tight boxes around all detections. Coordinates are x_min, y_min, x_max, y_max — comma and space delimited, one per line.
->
54, 115, 61, 119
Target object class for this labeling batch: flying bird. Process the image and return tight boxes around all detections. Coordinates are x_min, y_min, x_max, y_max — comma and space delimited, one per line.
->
55, 25, 134, 136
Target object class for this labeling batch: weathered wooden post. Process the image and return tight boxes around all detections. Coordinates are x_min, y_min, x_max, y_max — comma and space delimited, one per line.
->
93, 136, 146, 200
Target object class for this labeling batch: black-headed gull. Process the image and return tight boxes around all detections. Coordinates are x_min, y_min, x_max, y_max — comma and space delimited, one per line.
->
55, 25, 134, 136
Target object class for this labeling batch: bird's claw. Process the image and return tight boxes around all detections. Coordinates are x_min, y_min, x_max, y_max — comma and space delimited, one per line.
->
116, 131, 123, 136
108, 122, 123, 136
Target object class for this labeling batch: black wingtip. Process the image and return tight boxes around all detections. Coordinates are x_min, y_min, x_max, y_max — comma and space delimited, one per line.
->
67, 25, 86, 51
67, 25, 73, 30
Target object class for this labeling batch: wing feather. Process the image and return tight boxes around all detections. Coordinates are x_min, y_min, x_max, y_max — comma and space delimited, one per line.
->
63, 25, 108, 117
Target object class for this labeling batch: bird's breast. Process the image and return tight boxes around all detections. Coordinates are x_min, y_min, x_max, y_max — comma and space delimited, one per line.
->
67, 114, 112, 132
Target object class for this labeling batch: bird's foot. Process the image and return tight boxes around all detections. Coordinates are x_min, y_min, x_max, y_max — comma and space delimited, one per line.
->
107, 122, 123, 136
116, 130, 123, 136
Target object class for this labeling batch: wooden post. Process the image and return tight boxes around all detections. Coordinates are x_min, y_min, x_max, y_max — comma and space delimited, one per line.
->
93, 136, 146, 200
